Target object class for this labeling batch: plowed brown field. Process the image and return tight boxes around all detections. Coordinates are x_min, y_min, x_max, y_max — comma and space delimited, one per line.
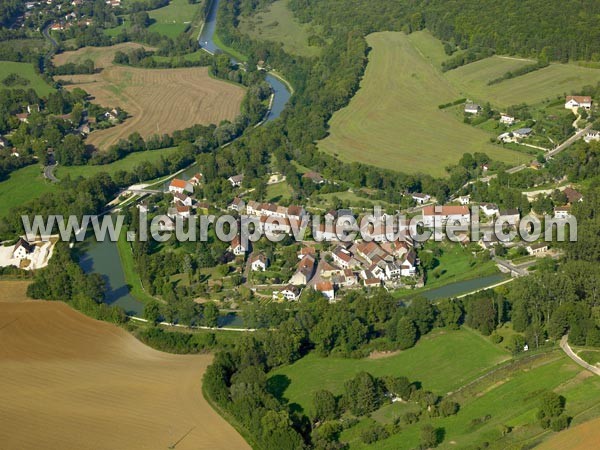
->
53, 44, 245, 151
536, 417, 600, 450
0, 281, 250, 450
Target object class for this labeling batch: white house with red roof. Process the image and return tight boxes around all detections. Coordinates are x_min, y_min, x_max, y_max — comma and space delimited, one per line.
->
422, 205, 470, 227
565, 95, 592, 110
169, 178, 193, 194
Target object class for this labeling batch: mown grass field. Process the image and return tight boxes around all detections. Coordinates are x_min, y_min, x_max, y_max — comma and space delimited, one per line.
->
54, 44, 244, 151
409, 29, 600, 109
106, 0, 204, 38
0, 61, 55, 96
0, 147, 179, 218
318, 32, 527, 177
445, 57, 600, 108
238, 0, 322, 57
269, 328, 510, 416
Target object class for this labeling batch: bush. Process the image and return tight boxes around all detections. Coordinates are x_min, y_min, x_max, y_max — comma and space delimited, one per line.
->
550, 415, 569, 432
490, 333, 503, 344
360, 423, 389, 444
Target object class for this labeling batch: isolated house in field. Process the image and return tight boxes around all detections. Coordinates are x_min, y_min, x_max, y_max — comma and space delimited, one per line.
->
249, 253, 268, 271
412, 193, 431, 205
13, 238, 34, 260
563, 187, 583, 204
230, 235, 247, 256
168, 178, 193, 194
228, 197, 246, 212
565, 95, 592, 110
228, 174, 244, 187
315, 281, 335, 302
464, 103, 482, 114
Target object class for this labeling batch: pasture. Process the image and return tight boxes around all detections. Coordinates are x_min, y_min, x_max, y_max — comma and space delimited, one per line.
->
0, 61, 55, 96
0, 281, 250, 450
53, 44, 245, 151
146, 0, 203, 38
269, 327, 510, 416
238, 0, 322, 57
338, 352, 600, 449
445, 57, 600, 108
0, 147, 179, 218
317, 32, 527, 177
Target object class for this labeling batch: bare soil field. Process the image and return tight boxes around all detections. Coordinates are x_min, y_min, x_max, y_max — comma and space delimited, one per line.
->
537, 417, 600, 450
53, 44, 245, 150
0, 281, 249, 450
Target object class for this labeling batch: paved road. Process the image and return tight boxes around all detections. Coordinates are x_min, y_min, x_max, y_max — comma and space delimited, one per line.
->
44, 162, 59, 183
560, 335, 600, 376
547, 123, 592, 158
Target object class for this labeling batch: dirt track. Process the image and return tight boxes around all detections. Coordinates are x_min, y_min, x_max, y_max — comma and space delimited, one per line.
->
0, 281, 250, 450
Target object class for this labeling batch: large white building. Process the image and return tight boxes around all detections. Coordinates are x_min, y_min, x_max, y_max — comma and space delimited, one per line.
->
421, 205, 470, 227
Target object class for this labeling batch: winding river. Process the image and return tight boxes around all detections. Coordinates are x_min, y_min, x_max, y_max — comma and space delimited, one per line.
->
80, 0, 291, 315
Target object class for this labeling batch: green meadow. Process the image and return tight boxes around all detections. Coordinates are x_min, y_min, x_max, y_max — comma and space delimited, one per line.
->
0, 61, 55, 97
318, 32, 527, 177
0, 147, 178, 218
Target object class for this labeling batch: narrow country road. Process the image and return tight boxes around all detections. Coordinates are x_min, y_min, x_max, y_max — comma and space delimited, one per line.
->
44, 163, 59, 183
560, 335, 600, 376
547, 123, 592, 158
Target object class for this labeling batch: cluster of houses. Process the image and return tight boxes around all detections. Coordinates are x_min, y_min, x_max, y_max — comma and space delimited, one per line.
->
158, 174, 204, 230
269, 236, 418, 302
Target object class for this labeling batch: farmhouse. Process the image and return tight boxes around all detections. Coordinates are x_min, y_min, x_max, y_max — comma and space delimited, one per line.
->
290, 254, 316, 285
563, 187, 583, 204
172, 192, 193, 207
13, 238, 34, 260
500, 114, 515, 125
169, 178, 193, 194
249, 253, 268, 271
464, 103, 482, 114
565, 95, 592, 110
228, 174, 244, 187
362, 274, 381, 288
554, 206, 572, 219
527, 242, 549, 256
315, 281, 335, 302
412, 193, 431, 204
167, 205, 191, 220
332, 246, 353, 269
458, 195, 470, 205
230, 235, 247, 256
421, 205, 470, 227
275, 285, 301, 301
302, 171, 325, 184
